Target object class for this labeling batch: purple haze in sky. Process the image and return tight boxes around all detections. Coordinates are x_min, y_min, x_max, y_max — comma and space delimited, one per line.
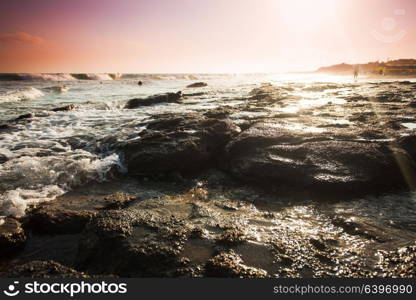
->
0, 0, 415, 72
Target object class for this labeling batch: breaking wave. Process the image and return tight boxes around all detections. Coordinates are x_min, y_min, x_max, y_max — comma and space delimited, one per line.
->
0, 73, 74, 81
0, 87, 44, 103
0, 151, 123, 218
0, 72, 238, 82
0, 73, 120, 82
70, 73, 115, 80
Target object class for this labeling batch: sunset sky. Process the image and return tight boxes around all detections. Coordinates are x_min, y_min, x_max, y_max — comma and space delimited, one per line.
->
0, 0, 415, 73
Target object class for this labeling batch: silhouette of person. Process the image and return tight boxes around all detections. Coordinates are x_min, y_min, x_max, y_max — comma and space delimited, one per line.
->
353, 66, 359, 80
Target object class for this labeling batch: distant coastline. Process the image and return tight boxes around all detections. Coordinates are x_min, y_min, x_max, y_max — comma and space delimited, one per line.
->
316, 58, 416, 77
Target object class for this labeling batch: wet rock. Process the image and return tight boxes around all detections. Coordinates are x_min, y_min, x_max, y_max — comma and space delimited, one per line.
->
386, 120, 403, 130
408, 101, 416, 108
398, 81, 412, 85
331, 216, 390, 242
249, 84, 287, 102
397, 134, 416, 161
302, 84, 338, 92
358, 130, 386, 140
0, 149, 12, 164
101, 192, 137, 210
223, 122, 413, 195
62, 134, 95, 150
183, 92, 205, 97
203, 106, 236, 119
0, 123, 12, 130
375, 91, 402, 102
318, 123, 350, 129
74, 186, 271, 277
119, 114, 240, 176
124, 91, 182, 109
51, 104, 78, 112
309, 238, 328, 251
76, 209, 191, 276
0, 154, 8, 164
273, 113, 298, 119
205, 251, 267, 277
12, 113, 33, 122
376, 242, 416, 278
187, 82, 208, 88
0, 218, 27, 255
349, 112, 376, 123
217, 228, 248, 246
28, 208, 96, 234
0, 260, 90, 278
346, 95, 369, 102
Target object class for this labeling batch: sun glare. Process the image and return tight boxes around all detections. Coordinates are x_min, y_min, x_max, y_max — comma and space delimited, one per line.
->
276, 0, 340, 30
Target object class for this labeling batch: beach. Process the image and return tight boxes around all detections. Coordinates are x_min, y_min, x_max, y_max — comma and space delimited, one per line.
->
1, 73, 416, 277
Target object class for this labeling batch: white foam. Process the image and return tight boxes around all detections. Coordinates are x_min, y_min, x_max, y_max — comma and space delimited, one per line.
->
0, 87, 44, 103
20, 73, 75, 81
0, 152, 123, 217
83, 73, 113, 81
0, 186, 65, 218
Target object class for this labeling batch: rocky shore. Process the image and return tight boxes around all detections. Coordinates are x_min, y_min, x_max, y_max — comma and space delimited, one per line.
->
1, 80, 416, 278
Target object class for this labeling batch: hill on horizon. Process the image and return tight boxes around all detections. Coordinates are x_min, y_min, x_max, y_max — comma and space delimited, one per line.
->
316, 59, 416, 76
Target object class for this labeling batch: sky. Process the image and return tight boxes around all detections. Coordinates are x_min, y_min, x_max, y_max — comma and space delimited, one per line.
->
0, 0, 415, 73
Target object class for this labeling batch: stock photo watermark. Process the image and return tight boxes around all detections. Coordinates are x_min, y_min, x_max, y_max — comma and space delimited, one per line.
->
2, 281, 128, 297
371, 9, 407, 43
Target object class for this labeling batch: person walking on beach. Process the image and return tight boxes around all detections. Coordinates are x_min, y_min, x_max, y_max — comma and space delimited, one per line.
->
353, 65, 359, 81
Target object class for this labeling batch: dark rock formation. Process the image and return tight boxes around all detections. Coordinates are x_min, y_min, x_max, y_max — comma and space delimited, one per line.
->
26, 192, 137, 235
223, 122, 414, 195
100, 192, 137, 210
186, 82, 208, 88
205, 251, 267, 277
13, 113, 33, 122
203, 106, 236, 119
0, 260, 90, 278
183, 92, 205, 97
0, 218, 27, 255
331, 215, 390, 242
124, 92, 182, 109
74, 189, 268, 277
119, 114, 240, 176
375, 91, 402, 102
76, 209, 191, 276
0, 123, 11, 130
217, 228, 248, 246
249, 83, 287, 102
397, 134, 416, 161
0, 154, 7, 164
376, 242, 416, 278
27, 208, 96, 234
4, 176, 414, 278
51, 104, 78, 112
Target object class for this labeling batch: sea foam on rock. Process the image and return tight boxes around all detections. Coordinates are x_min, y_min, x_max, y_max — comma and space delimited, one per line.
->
0, 152, 123, 218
